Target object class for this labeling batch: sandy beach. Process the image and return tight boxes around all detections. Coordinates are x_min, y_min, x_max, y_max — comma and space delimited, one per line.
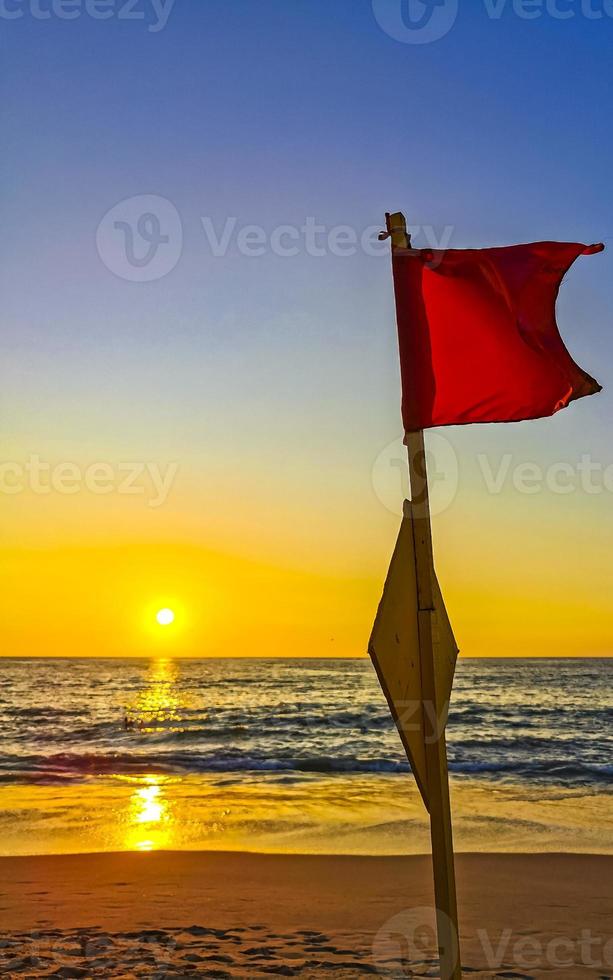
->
0, 851, 611, 978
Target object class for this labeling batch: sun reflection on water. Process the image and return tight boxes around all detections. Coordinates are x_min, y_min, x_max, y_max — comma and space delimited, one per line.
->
122, 659, 186, 850
125, 775, 173, 851
136, 781, 163, 824
127, 658, 184, 732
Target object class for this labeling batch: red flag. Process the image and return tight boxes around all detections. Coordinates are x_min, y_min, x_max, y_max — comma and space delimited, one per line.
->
392, 241, 604, 432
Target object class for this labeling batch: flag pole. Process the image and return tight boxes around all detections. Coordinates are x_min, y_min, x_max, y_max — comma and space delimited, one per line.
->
384, 211, 462, 980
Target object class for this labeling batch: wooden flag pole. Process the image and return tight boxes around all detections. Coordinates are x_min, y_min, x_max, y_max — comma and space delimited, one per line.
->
385, 211, 462, 980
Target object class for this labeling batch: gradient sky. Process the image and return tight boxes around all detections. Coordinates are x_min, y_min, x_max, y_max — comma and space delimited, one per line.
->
1, 0, 611, 657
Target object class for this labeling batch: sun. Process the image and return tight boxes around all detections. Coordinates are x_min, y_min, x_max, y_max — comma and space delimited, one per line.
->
156, 608, 175, 627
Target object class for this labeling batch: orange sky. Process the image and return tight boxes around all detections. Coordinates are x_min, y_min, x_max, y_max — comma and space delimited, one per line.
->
1, 419, 610, 658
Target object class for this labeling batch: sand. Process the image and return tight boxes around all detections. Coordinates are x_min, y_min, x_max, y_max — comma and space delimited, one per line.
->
0, 851, 611, 978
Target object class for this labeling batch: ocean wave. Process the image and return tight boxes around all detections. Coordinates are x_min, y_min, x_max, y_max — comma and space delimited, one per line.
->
0, 750, 409, 780
0, 748, 611, 787
0, 658, 611, 792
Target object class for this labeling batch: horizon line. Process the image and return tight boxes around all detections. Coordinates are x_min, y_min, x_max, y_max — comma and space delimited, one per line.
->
0, 655, 611, 662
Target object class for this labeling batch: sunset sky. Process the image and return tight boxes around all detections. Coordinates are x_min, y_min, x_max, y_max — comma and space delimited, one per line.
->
1, 2, 611, 658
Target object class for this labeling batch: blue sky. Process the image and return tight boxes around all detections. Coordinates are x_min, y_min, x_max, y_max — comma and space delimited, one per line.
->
1, 1, 611, 656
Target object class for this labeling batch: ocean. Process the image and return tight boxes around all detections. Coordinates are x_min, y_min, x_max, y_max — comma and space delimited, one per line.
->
0, 657, 611, 856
